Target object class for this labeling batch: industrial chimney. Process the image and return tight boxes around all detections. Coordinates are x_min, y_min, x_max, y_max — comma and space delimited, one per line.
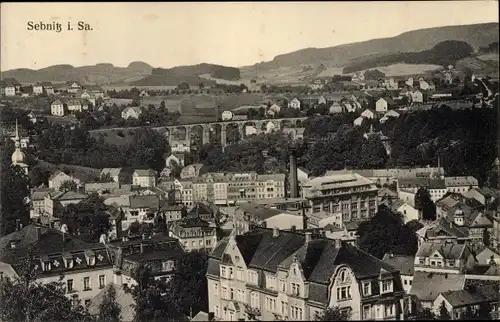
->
289, 149, 299, 198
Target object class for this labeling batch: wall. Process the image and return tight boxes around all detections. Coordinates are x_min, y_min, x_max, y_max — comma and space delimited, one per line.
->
265, 213, 304, 231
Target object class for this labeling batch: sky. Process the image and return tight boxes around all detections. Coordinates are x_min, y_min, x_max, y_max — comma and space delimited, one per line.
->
1, 1, 498, 71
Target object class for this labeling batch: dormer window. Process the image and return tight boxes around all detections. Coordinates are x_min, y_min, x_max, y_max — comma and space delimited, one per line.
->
42, 261, 51, 272
84, 250, 96, 266
362, 281, 372, 296
380, 279, 393, 294
63, 253, 74, 269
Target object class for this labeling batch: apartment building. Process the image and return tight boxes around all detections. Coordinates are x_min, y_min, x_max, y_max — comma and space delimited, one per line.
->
132, 169, 157, 188
168, 217, 218, 252
206, 228, 410, 321
191, 172, 286, 206
0, 224, 114, 307
302, 172, 379, 220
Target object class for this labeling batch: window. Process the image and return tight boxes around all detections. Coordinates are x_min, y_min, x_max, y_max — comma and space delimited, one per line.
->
191, 240, 195, 246
363, 305, 371, 320
448, 260, 455, 267
67, 279, 74, 293
279, 279, 286, 292
266, 275, 276, 290
236, 267, 244, 281
363, 281, 371, 296
291, 306, 303, 320
281, 301, 288, 316
404, 279, 407, 285
265, 296, 276, 312
230, 288, 234, 300
99, 275, 105, 289
381, 280, 393, 293
83, 277, 91, 291
251, 292, 259, 308
214, 283, 219, 295
229, 267, 234, 279
386, 304, 395, 317
222, 287, 227, 299
215, 305, 219, 318
337, 286, 352, 300
419, 259, 425, 265
430, 260, 436, 266
221, 266, 227, 278
409, 280, 412, 285
291, 283, 300, 296
199, 240, 203, 246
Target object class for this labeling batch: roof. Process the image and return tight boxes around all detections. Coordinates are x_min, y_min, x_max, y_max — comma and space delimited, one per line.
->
88, 284, 135, 321
445, 176, 478, 187
440, 289, 488, 307
304, 172, 375, 191
236, 202, 283, 220
123, 106, 142, 114
48, 170, 70, 181
257, 174, 286, 182
129, 195, 159, 210
0, 224, 93, 264
419, 218, 469, 239
410, 271, 466, 301
31, 188, 55, 201
382, 254, 415, 275
398, 178, 447, 190
415, 242, 467, 260
133, 169, 156, 176
100, 168, 123, 177
51, 190, 87, 201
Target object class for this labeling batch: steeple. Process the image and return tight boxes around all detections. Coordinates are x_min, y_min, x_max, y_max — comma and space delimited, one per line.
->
14, 119, 20, 148
11, 119, 28, 175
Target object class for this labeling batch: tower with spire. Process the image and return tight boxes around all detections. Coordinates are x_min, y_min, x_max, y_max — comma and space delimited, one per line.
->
11, 119, 29, 175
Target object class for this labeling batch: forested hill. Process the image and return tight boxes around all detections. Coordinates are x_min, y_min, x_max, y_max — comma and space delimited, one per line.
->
343, 40, 475, 73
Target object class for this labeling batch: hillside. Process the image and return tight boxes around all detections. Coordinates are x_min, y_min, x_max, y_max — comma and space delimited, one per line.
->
246, 23, 499, 71
131, 63, 240, 87
343, 40, 474, 73
1, 62, 153, 85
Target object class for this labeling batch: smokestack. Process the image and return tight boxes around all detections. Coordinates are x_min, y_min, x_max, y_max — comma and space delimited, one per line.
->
289, 150, 298, 198
273, 227, 279, 238
36, 227, 42, 240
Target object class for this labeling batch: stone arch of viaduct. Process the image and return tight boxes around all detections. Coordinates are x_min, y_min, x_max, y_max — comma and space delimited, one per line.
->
163, 117, 307, 147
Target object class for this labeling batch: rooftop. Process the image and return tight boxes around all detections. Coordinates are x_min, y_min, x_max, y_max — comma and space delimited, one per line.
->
415, 242, 467, 260
410, 271, 466, 301
382, 254, 415, 275
304, 172, 375, 190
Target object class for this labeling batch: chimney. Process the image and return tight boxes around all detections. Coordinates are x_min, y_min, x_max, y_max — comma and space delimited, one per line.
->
289, 150, 299, 198
113, 270, 123, 285
273, 227, 279, 238
335, 239, 342, 248
305, 232, 312, 243
36, 226, 42, 240
208, 312, 214, 321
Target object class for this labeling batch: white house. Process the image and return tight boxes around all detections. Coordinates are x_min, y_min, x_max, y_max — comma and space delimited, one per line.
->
269, 104, 281, 114
343, 102, 356, 113
66, 99, 82, 113
361, 109, 375, 119
288, 98, 301, 109
51, 100, 65, 116
419, 80, 435, 91
245, 126, 258, 136
406, 77, 414, 87
318, 96, 327, 105
384, 199, 420, 223
121, 106, 142, 119
132, 169, 157, 188
376, 98, 389, 113
353, 116, 365, 127
221, 111, 233, 121
67, 82, 81, 93
265, 121, 276, 133
329, 102, 343, 114
33, 84, 44, 95
384, 110, 401, 118
48, 171, 81, 191
409, 90, 424, 103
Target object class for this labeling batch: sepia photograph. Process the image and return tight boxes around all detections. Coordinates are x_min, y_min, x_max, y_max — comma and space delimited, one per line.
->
0, 1, 499, 321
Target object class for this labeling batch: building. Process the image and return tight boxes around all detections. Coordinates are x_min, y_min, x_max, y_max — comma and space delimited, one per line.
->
360, 109, 375, 119
180, 164, 208, 179
382, 254, 415, 294
42, 82, 54, 95
48, 171, 81, 191
67, 82, 82, 93
121, 106, 142, 119
409, 90, 424, 104
384, 78, 399, 90
1, 78, 21, 96
158, 203, 186, 223
30, 188, 54, 218
100, 168, 131, 184
329, 101, 344, 114
445, 176, 479, 194
433, 286, 499, 320
381, 199, 420, 223
169, 217, 218, 252
33, 83, 44, 95
419, 80, 435, 91
132, 169, 157, 188
375, 98, 397, 113
0, 224, 114, 307
353, 116, 365, 127
11, 120, 29, 175
222, 111, 234, 121
232, 202, 305, 235
170, 139, 191, 153
206, 227, 410, 321
165, 153, 186, 168
415, 218, 470, 247
51, 100, 65, 116
44, 190, 87, 216
397, 178, 447, 204
288, 98, 301, 110
464, 187, 499, 208
302, 172, 379, 220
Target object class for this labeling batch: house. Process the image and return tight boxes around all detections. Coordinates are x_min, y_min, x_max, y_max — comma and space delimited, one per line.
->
419, 79, 435, 91
168, 217, 218, 252
42, 82, 54, 95
170, 140, 191, 153
415, 218, 470, 247
353, 116, 364, 127
329, 101, 344, 114
1, 78, 21, 96
100, 168, 131, 184
80, 91, 96, 105
165, 153, 185, 168
464, 187, 499, 207
318, 96, 327, 105
30, 188, 55, 218
406, 78, 414, 87
384, 110, 401, 119
180, 164, 208, 179
361, 109, 375, 119
27, 111, 40, 124
382, 199, 419, 223
221, 110, 234, 121
121, 106, 142, 119
48, 171, 81, 191
85, 85, 105, 98
409, 90, 424, 103
33, 83, 44, 95
0, 224, 114, 307
309, 79, 325, 90
139, 90, 149, 97
132, 169, 157, 188
297, 167, 311, 186
376, 97, 398, 113
44, 190, 87, 216
384, 78, 398, 90
67, 82, 82, 93
397, 178, 447, 204
475, 247, 500, 265
445, 176, 479, 194
88, 284, 135, 321
207, 227, 410, 321
288, 98, 301, 109
66, 99, 82, 113
51, 100, 65, 116
158, 202, 186, 223
382, 254, 415, 293
268, 103, 281, 114
343, 102, 356, 113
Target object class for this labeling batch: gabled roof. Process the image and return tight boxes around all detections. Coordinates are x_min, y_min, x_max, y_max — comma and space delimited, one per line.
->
123, 106, 142, 114
382, 254, 415, 275
133, 169, 156, 176
129, 195, 159, 210
236, 202, 283, 220
410, 272, 466, 301
440, 289, 488, 307
416, 242, 468, 260
101, 168, 123, 177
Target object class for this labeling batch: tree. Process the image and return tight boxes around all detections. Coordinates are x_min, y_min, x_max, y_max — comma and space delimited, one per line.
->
415, 187, 437, 221
438, 301, 451, 320
0, 249, 92, 322
416, 307, 436, 320
476, 302, 492, 320
97, 284, 121, 322
168, 251, 208, 318
59, 180, 78, 192
357, 206, 419, 258
314, 306, 350, 321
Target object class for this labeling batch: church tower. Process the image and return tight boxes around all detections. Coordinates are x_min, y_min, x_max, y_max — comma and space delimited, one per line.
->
11, 119, 29, 175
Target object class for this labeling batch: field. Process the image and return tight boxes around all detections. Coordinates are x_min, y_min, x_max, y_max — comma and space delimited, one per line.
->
478, 54, 499, 62
357, 63, 443, 77
239, 65, 315, 85
38, 160, 101, 182
102, 85, 179, 91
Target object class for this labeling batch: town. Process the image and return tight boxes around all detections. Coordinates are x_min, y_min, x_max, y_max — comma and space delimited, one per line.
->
1, 3, 499, 322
